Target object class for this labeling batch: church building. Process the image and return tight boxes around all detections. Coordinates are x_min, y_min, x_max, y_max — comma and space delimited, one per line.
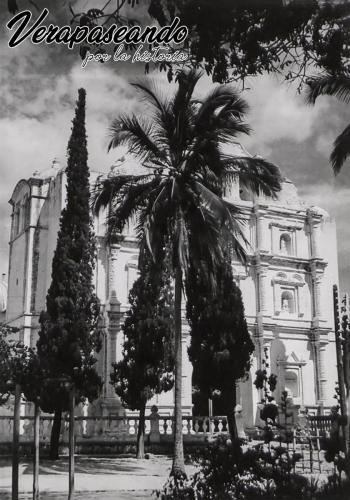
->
5, 153, 339, 429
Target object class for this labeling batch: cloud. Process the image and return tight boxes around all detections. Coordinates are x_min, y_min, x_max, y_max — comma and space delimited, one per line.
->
240, 75, 334, 156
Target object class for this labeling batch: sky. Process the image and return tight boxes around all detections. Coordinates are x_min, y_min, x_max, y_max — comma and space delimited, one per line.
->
0, 1, 350, 293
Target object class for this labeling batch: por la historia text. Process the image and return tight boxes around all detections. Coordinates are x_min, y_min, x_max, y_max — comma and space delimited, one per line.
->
82, 44, 188, 67
6, 8, 188, 49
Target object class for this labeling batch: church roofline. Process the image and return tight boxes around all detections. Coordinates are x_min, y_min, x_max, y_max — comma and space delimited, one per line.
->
9, 179, 31, 206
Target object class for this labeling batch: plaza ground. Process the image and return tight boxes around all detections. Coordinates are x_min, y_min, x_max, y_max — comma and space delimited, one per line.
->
0, 455, 195, 499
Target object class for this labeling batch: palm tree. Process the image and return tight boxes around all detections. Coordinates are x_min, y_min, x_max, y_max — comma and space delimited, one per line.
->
306, 72, 350, 174
94, 69, 282, 477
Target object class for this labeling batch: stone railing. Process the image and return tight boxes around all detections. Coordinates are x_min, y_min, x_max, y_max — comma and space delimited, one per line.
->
0, 408, 232, 445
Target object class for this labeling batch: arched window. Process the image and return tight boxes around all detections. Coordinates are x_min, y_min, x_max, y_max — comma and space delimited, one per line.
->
13, 203, 20, 237
280, 233, 292, 255
281, 290, 295, 314
285, 370, 299, 398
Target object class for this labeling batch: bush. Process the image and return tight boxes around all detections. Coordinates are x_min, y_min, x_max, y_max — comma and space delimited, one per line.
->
156, 436, 347, 500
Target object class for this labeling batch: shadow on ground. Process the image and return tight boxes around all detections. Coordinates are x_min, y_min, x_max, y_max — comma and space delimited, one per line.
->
23, 457, 155, 475
0, 455, 171, 476
0, 491, 154, 499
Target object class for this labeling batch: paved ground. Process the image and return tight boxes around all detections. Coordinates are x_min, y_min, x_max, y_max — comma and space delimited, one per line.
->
0, 493, 151, 500
0, 455, 195, 499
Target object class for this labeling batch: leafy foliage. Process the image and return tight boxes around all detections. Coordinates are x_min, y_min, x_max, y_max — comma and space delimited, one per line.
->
186, 260, 254, 431
0, 324, 44, 407
0, 324, 25, 405
111, 250, 175, 410
148, 0, 350, 87
253, 347, 277, 404
37, 88, 102, 413
157, 435, 318, 500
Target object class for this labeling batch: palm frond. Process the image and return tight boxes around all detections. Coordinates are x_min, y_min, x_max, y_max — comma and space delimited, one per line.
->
108, 115, 167, 162
172, 69, 203, 119
92, 174, 153, 214
306, 74, 350, 105
195, 86, 248, 130
217, 94, 249, 121
107, 177, 163, 234
331, 122, 350, 174
131, 80, 169, 116
222, 156, 282, 199
194, 181, 248, 259
131, 80, 175, 150
216, 123, 251, 141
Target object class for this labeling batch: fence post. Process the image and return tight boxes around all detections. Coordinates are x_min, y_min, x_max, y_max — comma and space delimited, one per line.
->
333, 285, 349, 452
68, 387, 75, 500
33, 401, 40, 500
149, 405, 160, 444
12, 384, 21, 500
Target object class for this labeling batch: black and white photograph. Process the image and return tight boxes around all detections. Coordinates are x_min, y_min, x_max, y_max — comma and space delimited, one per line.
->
1, 1, 350, 499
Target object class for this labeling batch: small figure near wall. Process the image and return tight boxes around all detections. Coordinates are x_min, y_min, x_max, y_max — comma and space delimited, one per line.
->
280, 238, 287, 254
282, 297, 289, 312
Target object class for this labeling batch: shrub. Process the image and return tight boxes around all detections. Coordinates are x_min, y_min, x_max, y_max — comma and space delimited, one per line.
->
156, 436, 347, 500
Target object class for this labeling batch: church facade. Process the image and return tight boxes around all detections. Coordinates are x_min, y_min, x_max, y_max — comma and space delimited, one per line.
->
5, 158, 339, 428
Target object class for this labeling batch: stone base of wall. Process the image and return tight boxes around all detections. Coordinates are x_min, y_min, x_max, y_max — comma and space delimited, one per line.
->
0, 438, 208, 457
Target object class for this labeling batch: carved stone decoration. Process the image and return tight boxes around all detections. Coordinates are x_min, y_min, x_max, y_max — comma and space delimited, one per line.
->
277, 350, 306, 406
272, 272, 305, 317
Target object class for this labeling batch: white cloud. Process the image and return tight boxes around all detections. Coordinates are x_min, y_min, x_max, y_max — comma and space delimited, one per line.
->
240, 75, 334, 156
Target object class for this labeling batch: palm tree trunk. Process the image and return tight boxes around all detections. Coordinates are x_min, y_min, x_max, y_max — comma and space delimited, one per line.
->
223, 384, 238, 441
171, 266, 186, 478
49, 408, 62, 460
136, 403, 146, 459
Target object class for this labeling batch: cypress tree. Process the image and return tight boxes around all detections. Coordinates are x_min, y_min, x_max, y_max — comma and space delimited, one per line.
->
37, 88, 102, 459
111, 252, 174, 458
186, 260, 254, 439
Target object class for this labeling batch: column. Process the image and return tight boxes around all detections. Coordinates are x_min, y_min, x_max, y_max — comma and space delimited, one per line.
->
255, 207, 269, 253
308, 210, 322, 259
106, 294, 121, 398
108, 243, 120, 300
309, 332, 320, 404
317, 340, 329, 403
311, 263, 323, 322
257, 265, 269, 316
106, 243, 121, 399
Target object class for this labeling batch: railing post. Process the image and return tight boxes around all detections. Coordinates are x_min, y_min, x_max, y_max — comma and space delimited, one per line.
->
12, 384, 21, 500
149, 405, 160, 444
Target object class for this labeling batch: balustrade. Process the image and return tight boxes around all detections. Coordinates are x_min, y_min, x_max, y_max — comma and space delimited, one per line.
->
0, 413, 232, 445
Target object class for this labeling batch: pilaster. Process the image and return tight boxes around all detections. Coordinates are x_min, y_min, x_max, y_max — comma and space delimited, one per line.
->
254, 205, 269, 254
309, 329, 329, 404
310, 260, 327, 326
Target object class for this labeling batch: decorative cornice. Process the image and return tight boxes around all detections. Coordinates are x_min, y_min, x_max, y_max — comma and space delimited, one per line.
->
268, 222, 303, 231
272, 278, 305, 287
